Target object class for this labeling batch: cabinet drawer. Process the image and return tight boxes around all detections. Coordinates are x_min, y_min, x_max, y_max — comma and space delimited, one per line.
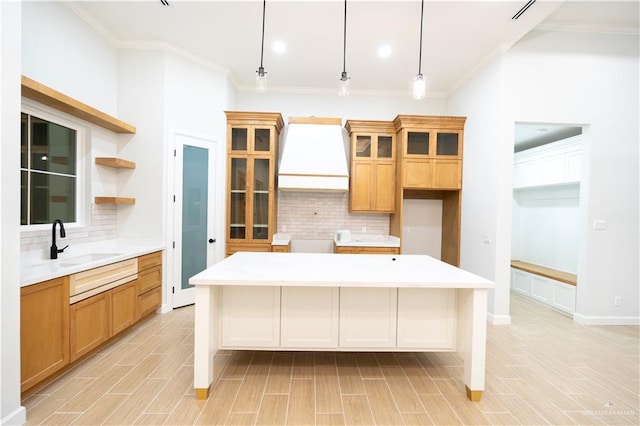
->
69, 258, 138, 299
138, 251, 162, 271
138, 265, 161, 294
138, 287, 162, 318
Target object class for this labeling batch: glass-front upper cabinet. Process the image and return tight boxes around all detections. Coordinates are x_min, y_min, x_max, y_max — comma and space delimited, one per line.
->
225, 112, 284, 256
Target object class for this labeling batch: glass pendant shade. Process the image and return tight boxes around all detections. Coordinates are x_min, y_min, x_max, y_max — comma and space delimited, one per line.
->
413, 73, 426, 100
339, 71, 350, 97
256, 66, 267, 93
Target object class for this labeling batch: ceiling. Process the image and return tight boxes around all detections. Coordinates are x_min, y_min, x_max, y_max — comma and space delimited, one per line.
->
66, 0, 639, 97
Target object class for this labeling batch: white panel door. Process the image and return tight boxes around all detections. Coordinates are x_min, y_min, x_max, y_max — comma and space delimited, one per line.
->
396, 288, 456, 350
221, 286, 280, 348
281, 287, 338, 348
339, 288, 397, 348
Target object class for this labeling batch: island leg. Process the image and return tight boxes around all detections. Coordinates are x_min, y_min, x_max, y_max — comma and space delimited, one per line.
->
456, 288, 489, 401
194, 285, 219, 399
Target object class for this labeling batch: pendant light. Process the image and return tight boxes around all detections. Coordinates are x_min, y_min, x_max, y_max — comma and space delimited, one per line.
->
256, 0, 268, 93
412, 0, 426, 100
338, 0, 350, 96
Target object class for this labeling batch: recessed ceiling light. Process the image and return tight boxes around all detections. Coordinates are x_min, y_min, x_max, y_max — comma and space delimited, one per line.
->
378, 44, 392, 58
273, 41, 286, 54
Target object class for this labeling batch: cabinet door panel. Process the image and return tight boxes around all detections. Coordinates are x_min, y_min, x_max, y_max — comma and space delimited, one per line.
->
403, 159, 432, 188
70, 292, 110, 362
112, 281, 138, 334
375, 162, 395, 211
433, 160, 461, 189
20, 277, 70, 391
281, 287, 338, 348
339, 288, 397, 348
397, 288, 455, 350
351, 162, 372, 211
221, 286, 280, 347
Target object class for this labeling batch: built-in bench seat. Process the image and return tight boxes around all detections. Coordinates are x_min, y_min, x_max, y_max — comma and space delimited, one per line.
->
510, 260, 577, 286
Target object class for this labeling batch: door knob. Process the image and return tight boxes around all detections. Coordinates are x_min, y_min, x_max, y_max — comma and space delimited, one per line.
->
208, 238, 216, 244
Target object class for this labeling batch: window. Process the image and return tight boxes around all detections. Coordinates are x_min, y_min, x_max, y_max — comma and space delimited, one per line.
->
21, 113, 77, 225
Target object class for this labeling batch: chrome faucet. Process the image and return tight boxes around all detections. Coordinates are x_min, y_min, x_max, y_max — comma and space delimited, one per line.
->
50, 219, 68, 259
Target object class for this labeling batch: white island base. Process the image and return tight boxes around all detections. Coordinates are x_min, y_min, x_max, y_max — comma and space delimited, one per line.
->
190, 252, 494, 402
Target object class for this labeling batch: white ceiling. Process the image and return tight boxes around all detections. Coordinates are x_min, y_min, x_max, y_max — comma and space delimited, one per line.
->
67, 0, 639, 97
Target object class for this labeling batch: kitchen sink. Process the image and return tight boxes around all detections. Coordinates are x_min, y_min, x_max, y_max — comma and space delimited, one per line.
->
58, 252, 122, 267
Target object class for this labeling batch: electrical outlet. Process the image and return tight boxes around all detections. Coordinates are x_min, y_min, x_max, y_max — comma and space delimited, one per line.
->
593, 220, 607, 230
483, 233, 492, 244
614, 296, 621, 307
362, 226, 367, 233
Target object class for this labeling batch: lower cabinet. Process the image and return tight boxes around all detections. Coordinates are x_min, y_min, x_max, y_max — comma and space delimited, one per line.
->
111, 281, 139, 335
281, 287, 339, 348
511, 268, 576, 314
339, 288, 397, 348
69, 292, 111, 362
137, 251, 162, 317
396, 288, 456, 350
20, 277, 70, 392
334, 245, 400, 254
221, 286, 280, 347
219, 286, 456, 351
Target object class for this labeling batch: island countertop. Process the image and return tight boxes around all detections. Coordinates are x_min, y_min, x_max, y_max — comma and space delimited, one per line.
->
189, 251, 494, 289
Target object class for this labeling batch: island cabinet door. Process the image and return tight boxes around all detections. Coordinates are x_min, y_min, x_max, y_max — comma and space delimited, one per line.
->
221, 286, 280, 348
339, 288, 397, 348
281, 287, 339, 348
396, 288, 456, 350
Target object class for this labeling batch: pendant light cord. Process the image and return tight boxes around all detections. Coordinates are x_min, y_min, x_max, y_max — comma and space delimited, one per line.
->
342, 0, 347, 74
260, 0, 266, 69
418, 0, 424, 75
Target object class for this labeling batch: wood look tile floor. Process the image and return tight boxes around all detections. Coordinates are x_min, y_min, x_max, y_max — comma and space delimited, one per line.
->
23, 294, 639, 425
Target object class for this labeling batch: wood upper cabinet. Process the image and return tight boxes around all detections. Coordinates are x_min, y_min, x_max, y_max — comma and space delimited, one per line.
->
345, 120, 396, 212
394, 115, 465, 190
20, 277, 70, 392
225, 111, 284, 256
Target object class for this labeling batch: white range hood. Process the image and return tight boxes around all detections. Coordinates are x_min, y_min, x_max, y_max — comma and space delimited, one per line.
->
278, 117, 349, 191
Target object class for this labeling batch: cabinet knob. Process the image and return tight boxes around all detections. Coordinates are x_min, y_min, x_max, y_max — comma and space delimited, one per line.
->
208, 238, 216, 244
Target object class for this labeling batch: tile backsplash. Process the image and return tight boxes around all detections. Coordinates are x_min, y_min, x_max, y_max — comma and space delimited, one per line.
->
20, 203, 117, 253
277, 191, 389, 240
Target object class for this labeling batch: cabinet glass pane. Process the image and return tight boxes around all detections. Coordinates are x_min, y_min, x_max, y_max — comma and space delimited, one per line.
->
355, 136, 371, 157
436, 133, 459, 155
29, 172, 75, 224
230, 158, 247, 239
377, 136, 393, 158
231, 128, 248, 151
253, 158, 270, 240
20, 171, 27, 225
21, 113, 28, 168
254, 128, 271, 152
30, 116, 76, 175
407, 132, 429, 155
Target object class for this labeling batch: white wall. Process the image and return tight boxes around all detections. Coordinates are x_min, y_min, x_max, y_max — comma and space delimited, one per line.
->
505, 30, 639, 324
446, 52, 513, 324
21, 1, 118, 115
512, 184, 581, 273
1, 1, 27, 424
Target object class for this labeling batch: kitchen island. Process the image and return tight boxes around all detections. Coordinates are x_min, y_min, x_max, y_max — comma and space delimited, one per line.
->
189, 252, 494, 401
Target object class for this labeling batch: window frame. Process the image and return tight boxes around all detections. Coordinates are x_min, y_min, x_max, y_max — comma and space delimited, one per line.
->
21, 100, 87, 231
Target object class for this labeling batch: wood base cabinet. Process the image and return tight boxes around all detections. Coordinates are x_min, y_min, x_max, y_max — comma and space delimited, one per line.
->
20, 277, 70, 392
137, 251, 162, 317
70, 291, 111, 362
334, 245, 400, 255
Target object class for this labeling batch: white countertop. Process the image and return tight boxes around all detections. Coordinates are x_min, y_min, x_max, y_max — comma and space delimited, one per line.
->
21, 239, 165, 287
189, 252, 493, 289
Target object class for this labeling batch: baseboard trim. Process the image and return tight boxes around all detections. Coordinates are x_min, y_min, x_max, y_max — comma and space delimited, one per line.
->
573, 313, 640, 325
1, 405, 26, 425
158, 303, 173, 314
488, 312, 511, 325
